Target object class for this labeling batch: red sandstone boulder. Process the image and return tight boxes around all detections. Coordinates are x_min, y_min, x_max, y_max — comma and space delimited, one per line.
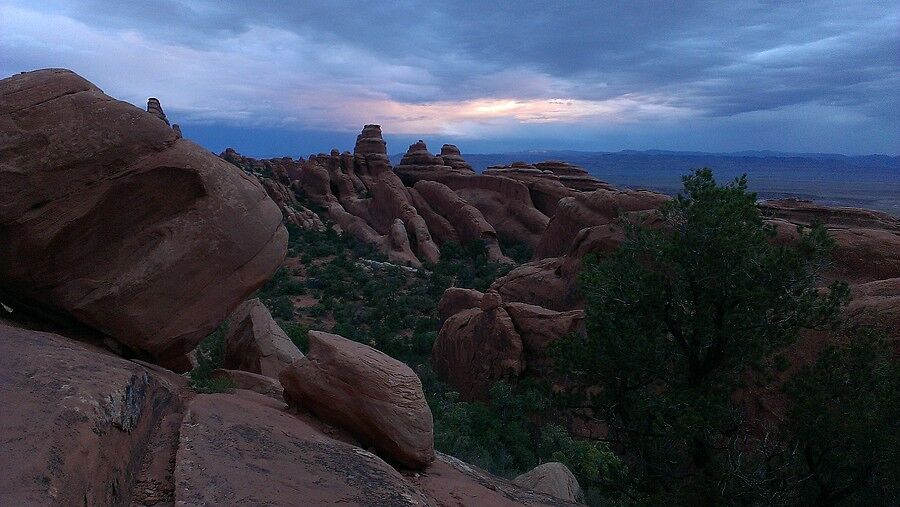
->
0, 69, 287, 364
505, 303, 585, 376
491, 258, 573, 311
222, 299, 303, 379
432, 288, 585, 399
514, 462, 585, 503
279, 331, 435, 469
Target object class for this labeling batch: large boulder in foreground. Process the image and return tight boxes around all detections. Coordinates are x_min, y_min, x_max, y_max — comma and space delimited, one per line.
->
222, 298, 303, 379
279, 331, 435, 469
0, 69, 287, 363
514, 462, 584, 503
0, 321, 183, 506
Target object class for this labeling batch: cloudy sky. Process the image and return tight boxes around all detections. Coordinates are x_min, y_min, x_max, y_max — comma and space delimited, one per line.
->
2, 1, 898, 156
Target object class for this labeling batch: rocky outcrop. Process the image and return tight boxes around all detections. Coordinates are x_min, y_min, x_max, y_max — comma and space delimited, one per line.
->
484, 161, 613, 218
440, 144, 474, 172
280, 331, 435, 469
433, 294, 525, 400
290, 129, 444, 267
448, 173, 551, 248
413, 180, 508, 261
221, 148, 305, 184
432, 288, 584, 399
176, 390, 576, 506
354, 124, 392, 176
260, 177, 325, 230
394, 140, 473, 184
146, 97, 169, 125
536, 188, 668, 258
0, 69, 287, 364
760, 198, 900, 231
762, 199, 900, 284
0, 321, 184, 506
222, 299, 303, 379
846, 277, 900, 342
514, 462, 584, 503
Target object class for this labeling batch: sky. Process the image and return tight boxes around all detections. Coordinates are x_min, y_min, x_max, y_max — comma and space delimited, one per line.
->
1, 1, 898, 157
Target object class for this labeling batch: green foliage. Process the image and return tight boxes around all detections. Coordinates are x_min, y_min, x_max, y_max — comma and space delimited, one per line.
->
188, 326, 233, 393
428, 240, 516, 293
500, 237, 534, 264
428, 377, 625, 501
782, 330, 899, 505
282, 322, 310, 353
554, 169, 855, 504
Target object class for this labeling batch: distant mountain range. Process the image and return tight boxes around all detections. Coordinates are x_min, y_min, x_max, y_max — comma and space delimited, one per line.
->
389, 149, 900, 214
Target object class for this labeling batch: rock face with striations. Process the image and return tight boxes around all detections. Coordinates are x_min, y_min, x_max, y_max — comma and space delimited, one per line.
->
0, 69, 287, 364
280, 331, 435, 469
0, 321, 183, 506
222, 298, 304, 379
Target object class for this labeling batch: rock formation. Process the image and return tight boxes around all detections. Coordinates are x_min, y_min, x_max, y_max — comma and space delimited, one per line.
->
222, 298, 304, 379
394, 140, 472, 184
0, 69, 287, 364
514, 462, 585, 503
280, 331, 435, 469
535, 188, 669, 258
484, 161, 614, 218
260, 177, 325, 231
432, 288, 584, 400
762, 198, 900, 284
440, 144, 474, 172
146, 97, 169, 125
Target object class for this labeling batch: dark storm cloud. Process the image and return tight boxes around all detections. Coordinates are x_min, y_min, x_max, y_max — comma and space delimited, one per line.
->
1, 0, 897, 153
